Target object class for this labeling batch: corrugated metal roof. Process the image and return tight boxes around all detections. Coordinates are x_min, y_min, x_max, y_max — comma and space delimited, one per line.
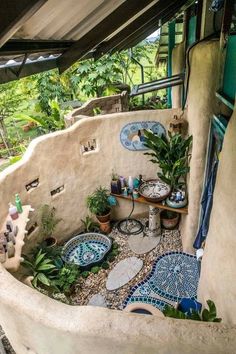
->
0, 0, 190, 82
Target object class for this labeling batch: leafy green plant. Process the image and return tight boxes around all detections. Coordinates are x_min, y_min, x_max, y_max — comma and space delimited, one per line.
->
101, 262, 110, 270
53, 264, 80, 294
81, 216, 99, 233
36, 71, 72, 115
163, 300, 222, 322
39, 204, 62, 239
22, 249, 56, 288
90, 266, 101, 274
106, 254, 115, 263
32, 244, 63, 270
144, 131, 192, 190
81, 271, 90, 279
14, 99, 65, 134
87, 187, 110, 216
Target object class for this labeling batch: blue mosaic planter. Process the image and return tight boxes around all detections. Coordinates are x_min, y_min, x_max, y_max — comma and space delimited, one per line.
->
62, 233, 112, 267
124, 252, 199, 311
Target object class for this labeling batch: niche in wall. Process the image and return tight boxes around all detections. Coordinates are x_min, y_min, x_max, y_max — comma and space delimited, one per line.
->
50, 185, 64, 197
80, 139, 97, 154
25, 178, 39, 192
27, 222, 38, 237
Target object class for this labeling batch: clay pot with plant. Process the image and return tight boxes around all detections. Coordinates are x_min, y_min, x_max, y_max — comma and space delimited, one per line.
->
161, 210, 180, 230
39, 204, 62, 247
87, 187, 111, 232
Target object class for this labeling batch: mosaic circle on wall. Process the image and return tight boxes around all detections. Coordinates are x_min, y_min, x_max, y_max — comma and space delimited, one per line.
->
62, 233, 112, 267
120, 121, 166, 151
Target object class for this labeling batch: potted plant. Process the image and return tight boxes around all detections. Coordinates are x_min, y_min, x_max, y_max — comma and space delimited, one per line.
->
143, 131, 192, 208
110, 171, 122, 195
161, 210, 180, 229
87, 187, 111, 222
39, 204, 62, 247
87, 187, 112, 233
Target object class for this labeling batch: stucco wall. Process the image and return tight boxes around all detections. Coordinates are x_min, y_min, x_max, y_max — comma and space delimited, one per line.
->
0, 109, 180, 250
181, 40, 220, 252
0, 264, 236, 354
198, 106, 236, 324
172, 42, 185, 108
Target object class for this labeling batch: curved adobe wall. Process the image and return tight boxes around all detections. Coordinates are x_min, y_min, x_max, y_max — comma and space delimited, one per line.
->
0, 109, 179, 250
198, 106, 236, 324
0, 264, 236, 354
181, 40, 220, 252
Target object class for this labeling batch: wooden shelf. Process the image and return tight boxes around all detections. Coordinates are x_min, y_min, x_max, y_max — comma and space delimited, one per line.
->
0, 205, 33, 272
111, 194, 188, 214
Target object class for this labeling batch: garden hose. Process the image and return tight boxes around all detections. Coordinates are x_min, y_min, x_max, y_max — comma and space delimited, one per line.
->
116, 192, 144, 235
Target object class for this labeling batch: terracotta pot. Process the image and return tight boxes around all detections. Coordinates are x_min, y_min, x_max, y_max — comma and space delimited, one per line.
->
99, 221, 111, 234
96, 210, 111, 223
161, 210, 180, 229
44, 237, 57, 248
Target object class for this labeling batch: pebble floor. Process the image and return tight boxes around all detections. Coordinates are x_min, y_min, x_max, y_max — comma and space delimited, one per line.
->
0, 222, 182, 353
71, 223, 182, 309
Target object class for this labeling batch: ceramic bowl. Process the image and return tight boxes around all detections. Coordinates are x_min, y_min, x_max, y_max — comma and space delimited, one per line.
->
62, 233, 112, 267
139, 179, 171, 203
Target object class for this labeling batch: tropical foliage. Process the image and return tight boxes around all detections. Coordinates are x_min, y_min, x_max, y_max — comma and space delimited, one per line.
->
22, 249, 56, 288
14, 99, 65, 133
163, 300, 222, 322
144, 131, 192, 190
39, 204, 62, 239
81, 216, 99, 233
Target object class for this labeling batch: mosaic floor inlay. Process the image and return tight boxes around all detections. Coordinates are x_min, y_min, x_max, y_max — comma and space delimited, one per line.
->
124, 252, 199, 311
62, 233, 112, 267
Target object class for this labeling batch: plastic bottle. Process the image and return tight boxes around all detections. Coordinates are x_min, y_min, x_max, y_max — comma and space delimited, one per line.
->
128, 176, 133, 192
9, 204, 18, 220
15, 194, 23, 213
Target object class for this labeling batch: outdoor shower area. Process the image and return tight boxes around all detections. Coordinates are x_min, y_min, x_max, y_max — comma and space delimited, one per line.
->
0, 0, 236, 353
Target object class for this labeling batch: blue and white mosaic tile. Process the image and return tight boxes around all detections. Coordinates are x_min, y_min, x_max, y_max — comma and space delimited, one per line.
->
120, 121, 166, 151
62, 233, 112, 267
124, 252, 199, 311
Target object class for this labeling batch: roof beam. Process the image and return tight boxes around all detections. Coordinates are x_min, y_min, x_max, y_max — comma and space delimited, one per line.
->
0, 39, 75, 56
117, 0, 187, 52
57, 0, 155, 73
0, 0, 48, 48
0, 57, 57, 84
94, 0, 178, 59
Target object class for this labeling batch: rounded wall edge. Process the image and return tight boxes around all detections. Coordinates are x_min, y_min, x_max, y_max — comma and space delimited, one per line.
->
0, 265, 236, 354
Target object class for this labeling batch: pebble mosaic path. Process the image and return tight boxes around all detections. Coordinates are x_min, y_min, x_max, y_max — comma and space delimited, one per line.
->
72, 221, 183, 309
